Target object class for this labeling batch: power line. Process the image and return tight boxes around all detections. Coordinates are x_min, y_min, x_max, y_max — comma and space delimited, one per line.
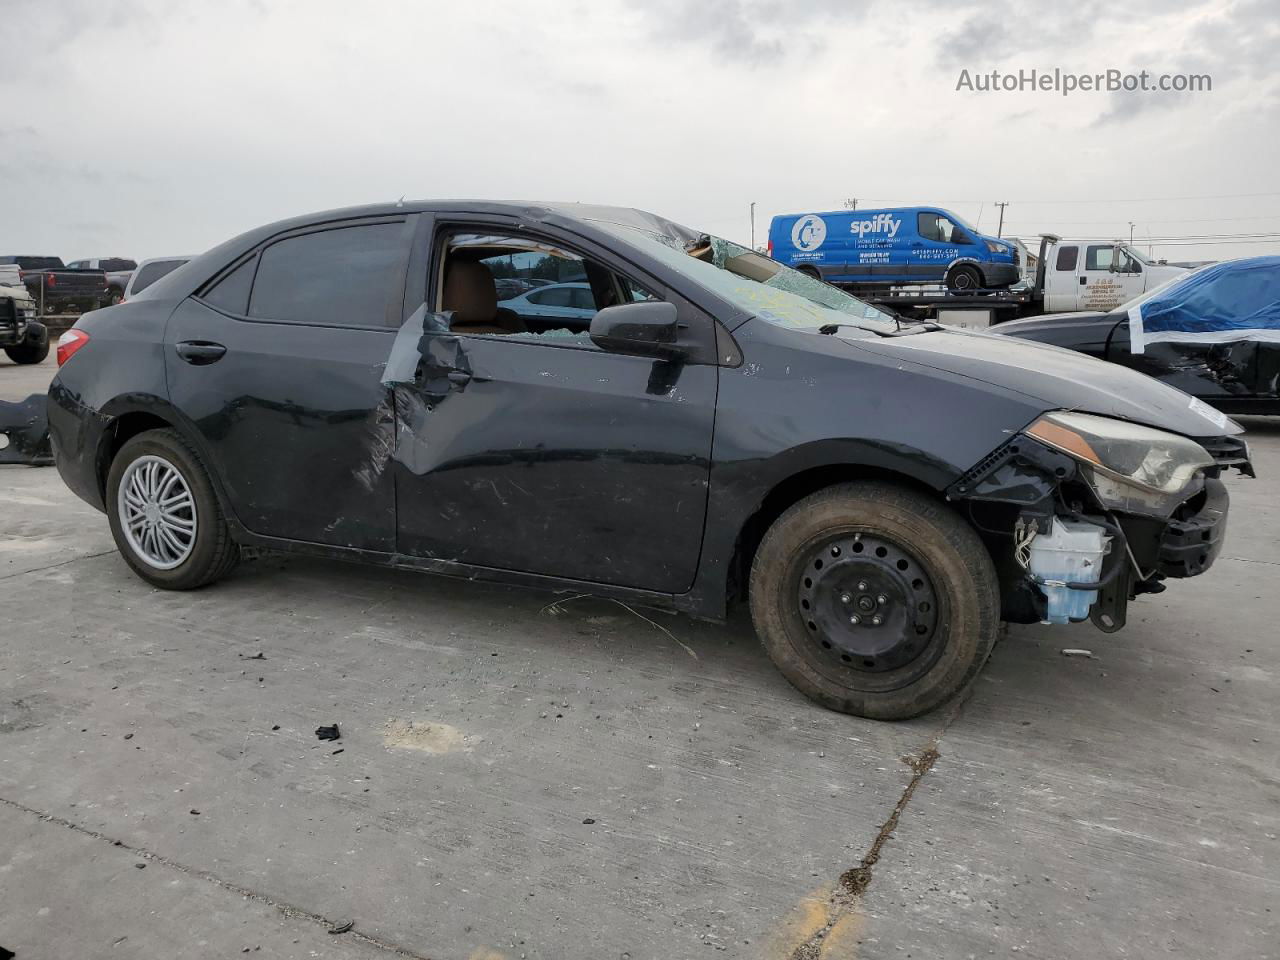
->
1002, 213, 1280, 226
861, 191, 1280, 205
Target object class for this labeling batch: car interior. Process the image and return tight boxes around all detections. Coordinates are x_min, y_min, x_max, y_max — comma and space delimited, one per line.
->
436, 232, 656, 345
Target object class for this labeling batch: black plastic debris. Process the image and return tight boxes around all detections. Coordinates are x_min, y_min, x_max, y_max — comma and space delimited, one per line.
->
582, 818, 596, 825
0, 393, 53, 466
327, 920, 354, 935
0, 944, 14, 959
239, 652, 266, 660
315, 724, 341, 741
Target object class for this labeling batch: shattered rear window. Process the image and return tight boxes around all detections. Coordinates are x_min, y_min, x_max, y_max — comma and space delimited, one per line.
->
593, 224, 896, 332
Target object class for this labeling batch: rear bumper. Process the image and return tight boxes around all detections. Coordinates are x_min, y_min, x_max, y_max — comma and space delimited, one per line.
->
47, 378, 109, 510
1157, 476, 1229, 578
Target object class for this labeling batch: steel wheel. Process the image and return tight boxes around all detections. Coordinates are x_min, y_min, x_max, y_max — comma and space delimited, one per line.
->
117, 454, 198, 570
796, 533, 942, 676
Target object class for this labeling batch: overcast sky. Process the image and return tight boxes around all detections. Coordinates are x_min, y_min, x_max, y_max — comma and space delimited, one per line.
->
2, 0, 1277, 263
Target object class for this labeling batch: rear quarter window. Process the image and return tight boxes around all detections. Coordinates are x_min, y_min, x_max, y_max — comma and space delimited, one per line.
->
1055, 246, 1079, 271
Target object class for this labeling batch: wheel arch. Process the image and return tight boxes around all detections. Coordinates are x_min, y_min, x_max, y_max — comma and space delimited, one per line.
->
945, 258, 987, 286
724, 461, 951, 607
95, 399, 236, 526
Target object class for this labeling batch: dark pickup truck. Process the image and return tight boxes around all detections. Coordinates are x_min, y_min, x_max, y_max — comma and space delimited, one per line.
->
0, 256, 109, 314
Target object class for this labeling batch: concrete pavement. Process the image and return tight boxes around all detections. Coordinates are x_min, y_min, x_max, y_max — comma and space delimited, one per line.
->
1, 353, 1276, 959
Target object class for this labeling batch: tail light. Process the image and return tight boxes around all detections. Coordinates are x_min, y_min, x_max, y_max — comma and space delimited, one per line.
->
767, 240, 773, 257
57, 329, 90, 366
45, 273, 57, 287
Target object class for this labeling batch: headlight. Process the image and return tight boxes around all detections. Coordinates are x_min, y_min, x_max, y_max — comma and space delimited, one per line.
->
984, 240, 1007, 254
1025, 411, 1213, 515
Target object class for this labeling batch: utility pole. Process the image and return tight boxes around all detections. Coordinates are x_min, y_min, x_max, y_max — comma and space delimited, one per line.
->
843, 198, 858, 210
994, 201, 1009, 238
750, 202, 756, 250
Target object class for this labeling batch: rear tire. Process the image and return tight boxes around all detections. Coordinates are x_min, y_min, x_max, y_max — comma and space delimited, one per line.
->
749, 482, 999, 720
946, 264, 983, 292
106, 429, 239, 589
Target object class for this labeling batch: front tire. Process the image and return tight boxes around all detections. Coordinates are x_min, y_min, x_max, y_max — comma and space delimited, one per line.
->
749, 482, 999, 720
4, 330, 49, 364
106, 429, 239, 589
946, 264, 983, 292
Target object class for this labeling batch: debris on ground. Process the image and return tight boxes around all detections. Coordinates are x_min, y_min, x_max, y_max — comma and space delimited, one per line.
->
315, 724, 341, 741
189, 809, 201, 815
0, 393, 53, 466
0, 944, 14, 959
239, 652, 266, 660
1060, 648, 1095, 659
540, 594, 698, 660
582, 818, 596, 824
327, 920, 354, 935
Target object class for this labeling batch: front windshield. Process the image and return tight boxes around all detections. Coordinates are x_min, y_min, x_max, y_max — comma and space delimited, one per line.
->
594, 223, 898, 331
1116, 263, 1207, 313
1122, 244, 1153, 266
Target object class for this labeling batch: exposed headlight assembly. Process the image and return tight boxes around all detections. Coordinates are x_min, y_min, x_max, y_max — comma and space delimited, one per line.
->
1025, 411, 1214, 516
984, 240, 1008, 254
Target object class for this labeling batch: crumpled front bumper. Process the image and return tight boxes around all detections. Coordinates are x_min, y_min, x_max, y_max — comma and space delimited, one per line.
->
1156, 476, 1229, 578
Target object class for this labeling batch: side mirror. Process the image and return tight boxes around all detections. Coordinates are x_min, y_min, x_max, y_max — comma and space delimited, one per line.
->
589, 301, 683, 357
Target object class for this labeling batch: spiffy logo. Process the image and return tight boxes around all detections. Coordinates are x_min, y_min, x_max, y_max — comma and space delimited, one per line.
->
791, 214, 827, 252
851, 213, 902, 238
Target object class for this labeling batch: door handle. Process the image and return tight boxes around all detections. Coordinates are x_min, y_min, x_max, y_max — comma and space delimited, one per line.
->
1079, 277, 1088, 285
175, 340, 227, 365
447, 370, 472, 387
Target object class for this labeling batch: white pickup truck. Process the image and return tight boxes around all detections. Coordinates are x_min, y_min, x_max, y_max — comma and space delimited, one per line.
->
1040, 239, 1187, 313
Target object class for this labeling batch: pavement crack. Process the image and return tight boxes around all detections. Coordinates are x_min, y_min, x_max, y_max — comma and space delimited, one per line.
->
0, 548, 116, 582
0, 794, 436, 960
787, 695, 967, 960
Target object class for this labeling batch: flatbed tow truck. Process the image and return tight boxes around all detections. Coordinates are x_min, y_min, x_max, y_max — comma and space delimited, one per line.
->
836, 234, 1187, 327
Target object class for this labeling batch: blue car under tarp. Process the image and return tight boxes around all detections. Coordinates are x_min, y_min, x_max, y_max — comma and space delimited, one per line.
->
1129, 255, 1280, 354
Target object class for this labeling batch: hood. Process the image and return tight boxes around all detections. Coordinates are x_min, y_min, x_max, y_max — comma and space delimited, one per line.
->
843, 327, 1239, 439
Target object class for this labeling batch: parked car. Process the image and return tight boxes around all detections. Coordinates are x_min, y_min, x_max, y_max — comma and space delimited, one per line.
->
47, 201, 1251, 720
498, 281, 597, 323
993, 256, 1280, 416
67, 257, 138, 304
768, 206, 1021, 291
123, 256, 192, 299
0, 281, 47, 364
0, 256, 108, 314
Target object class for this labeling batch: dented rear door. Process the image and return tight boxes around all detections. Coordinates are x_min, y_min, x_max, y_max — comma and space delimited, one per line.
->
165, 216, 416, 551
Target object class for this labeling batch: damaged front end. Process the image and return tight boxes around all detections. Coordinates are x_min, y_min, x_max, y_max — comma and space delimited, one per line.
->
0, 393, 53, 466
948, 412, 1253, 632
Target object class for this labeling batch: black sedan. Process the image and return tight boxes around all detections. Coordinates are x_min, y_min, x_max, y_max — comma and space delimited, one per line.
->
994, 260, 1280, 416
46, 201, 1251, 719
